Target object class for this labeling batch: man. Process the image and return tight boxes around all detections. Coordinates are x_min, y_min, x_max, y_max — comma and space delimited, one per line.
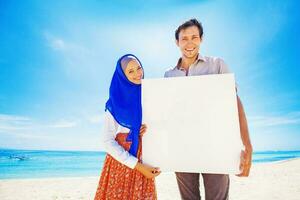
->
164, 19, 252, 200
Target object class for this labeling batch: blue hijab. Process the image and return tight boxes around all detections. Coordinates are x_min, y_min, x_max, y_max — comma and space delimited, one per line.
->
105, 54, 143, 157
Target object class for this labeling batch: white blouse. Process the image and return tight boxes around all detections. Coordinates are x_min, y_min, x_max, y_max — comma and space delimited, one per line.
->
101, 111, 139, 169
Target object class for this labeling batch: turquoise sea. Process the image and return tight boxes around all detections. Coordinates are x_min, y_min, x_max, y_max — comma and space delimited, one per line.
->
1, 149, 300, 179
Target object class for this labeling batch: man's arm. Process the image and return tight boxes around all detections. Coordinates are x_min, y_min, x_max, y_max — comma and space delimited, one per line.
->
237, 95, 253, 177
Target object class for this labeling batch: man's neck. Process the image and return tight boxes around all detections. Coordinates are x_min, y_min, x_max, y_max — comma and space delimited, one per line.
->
180, 55, 198, 70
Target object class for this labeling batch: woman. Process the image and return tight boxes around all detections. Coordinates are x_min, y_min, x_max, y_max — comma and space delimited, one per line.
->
94, 54, 161, 200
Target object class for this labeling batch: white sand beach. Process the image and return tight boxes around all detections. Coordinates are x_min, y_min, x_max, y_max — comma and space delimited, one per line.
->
0, 158, 300, 200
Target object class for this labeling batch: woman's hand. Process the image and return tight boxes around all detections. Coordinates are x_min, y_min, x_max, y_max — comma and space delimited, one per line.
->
139, 124, 147, 137
135, 162, 161, 179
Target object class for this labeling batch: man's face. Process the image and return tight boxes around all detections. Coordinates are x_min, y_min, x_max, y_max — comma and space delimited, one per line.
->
176, 26, 201, 59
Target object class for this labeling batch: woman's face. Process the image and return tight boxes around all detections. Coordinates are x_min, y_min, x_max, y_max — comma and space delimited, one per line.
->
124, 59, 143, 84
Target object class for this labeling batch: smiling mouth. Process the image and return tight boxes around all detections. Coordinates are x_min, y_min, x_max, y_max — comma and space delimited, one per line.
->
185, 48, 195, 52
133, 77, 142, 81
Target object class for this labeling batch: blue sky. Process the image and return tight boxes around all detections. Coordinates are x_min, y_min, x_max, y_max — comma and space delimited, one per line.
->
0, 0, 299, 151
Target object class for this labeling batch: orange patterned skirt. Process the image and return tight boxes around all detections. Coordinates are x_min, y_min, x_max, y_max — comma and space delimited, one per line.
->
94, 133, 157, 200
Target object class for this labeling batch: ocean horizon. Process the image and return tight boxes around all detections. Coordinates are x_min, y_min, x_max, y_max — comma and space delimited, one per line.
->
1, 148, 300, 180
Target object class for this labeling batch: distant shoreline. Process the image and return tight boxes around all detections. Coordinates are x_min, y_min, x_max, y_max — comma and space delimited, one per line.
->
1, 149, 300, 180
2, 157, 300, 181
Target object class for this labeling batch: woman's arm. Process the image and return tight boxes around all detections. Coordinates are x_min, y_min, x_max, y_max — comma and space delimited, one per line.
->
101, 111, 138, 169
102, 111, 161, 178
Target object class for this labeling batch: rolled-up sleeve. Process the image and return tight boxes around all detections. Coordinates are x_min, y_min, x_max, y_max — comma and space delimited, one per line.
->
218, 58, 238, 92
218, 58, 231, 74
164, 71, 169, 78
101, 111, 138, 169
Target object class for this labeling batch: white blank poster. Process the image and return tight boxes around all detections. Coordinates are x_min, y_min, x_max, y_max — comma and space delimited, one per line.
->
141, 74, 242, 174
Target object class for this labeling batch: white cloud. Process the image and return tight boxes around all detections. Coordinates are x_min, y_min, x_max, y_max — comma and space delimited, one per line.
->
43, 30, 101, 81
0, 114, 30, 122
7, 132, 50, 140
0, 114, 78, 133
0, 125, 26, 131
48, 120, 77, 128
44, 31, 66, 51
249, 111, 300, 127
0, 114, 33, 132
43, 22, 178, 81
51, 38, 66, 50
88, 114, 103, 124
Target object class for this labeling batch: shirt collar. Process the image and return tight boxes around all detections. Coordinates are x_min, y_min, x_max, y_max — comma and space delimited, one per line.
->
175, 54, 206, 70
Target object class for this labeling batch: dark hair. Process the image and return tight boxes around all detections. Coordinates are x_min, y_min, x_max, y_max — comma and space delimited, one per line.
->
175, 18, 203, 41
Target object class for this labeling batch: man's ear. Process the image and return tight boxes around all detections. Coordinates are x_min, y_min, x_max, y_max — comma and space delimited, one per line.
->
175, 39, 179, 47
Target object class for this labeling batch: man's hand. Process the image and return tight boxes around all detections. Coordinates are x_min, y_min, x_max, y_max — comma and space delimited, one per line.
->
135, 162, 161, 179
237, 145, 252, 177
139, 124, 147, 137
